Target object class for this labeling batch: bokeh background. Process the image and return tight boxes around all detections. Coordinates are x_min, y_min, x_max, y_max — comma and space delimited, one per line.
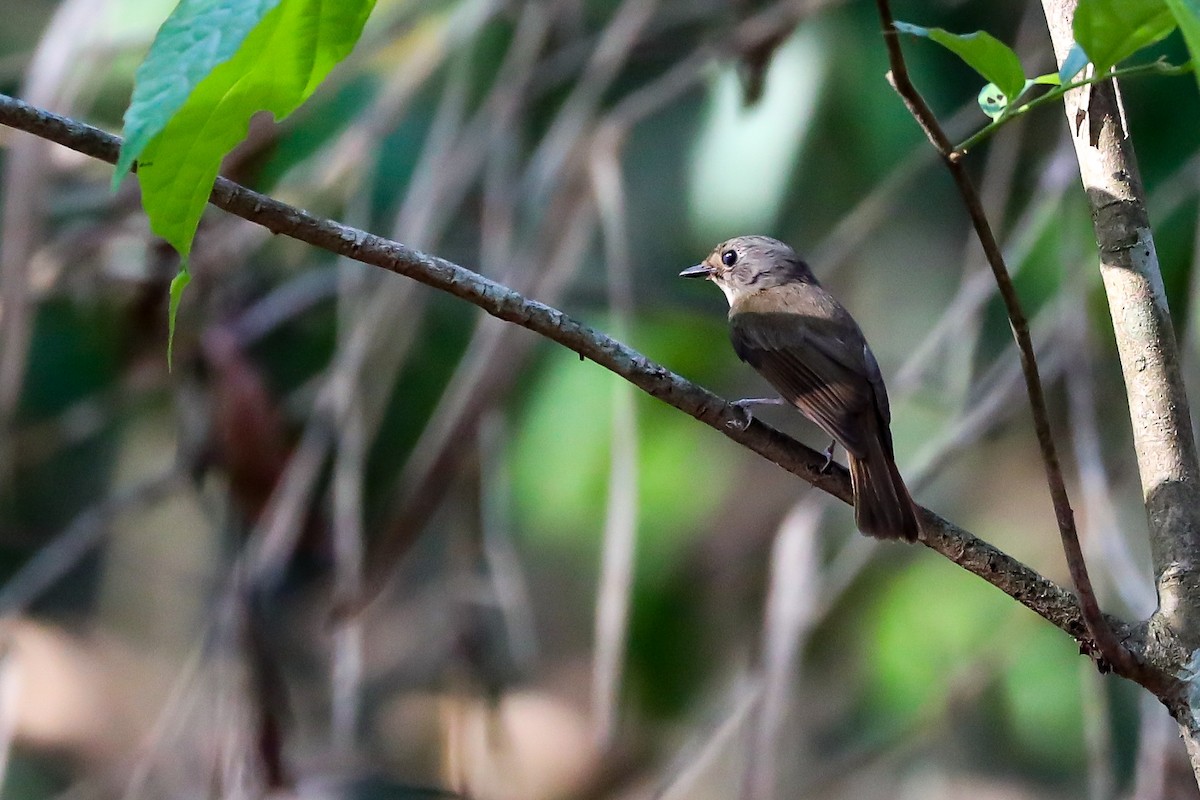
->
1, 0, 1198, 798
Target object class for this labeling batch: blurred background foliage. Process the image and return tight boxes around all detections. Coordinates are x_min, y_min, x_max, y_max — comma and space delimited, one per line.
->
0, 0, 1197, 798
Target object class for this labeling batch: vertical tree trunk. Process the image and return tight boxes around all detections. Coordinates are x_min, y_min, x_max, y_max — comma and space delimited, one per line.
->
1040, 0, 1200, 785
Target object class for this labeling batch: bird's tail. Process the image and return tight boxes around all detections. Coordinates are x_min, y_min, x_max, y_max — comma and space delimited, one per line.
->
848, 438, 919, 541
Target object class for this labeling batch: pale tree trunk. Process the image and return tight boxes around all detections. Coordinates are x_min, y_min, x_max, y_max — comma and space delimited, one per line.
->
1041, 0, 1200, 786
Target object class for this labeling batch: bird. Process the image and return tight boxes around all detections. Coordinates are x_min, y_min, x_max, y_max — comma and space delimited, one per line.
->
680, 235, 920, 541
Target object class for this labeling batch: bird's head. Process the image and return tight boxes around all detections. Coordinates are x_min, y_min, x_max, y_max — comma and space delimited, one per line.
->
679, 235, 814, 306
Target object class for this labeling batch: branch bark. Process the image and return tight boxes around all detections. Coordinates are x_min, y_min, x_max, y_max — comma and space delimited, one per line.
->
0, 90, 1164, 701
1040, 0, 1200, 778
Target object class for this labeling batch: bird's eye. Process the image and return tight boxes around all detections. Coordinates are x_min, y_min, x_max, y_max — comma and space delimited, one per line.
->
721, 249, 737, 267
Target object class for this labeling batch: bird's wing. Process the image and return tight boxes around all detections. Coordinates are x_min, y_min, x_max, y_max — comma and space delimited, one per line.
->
730, 310, 874, 456
862, 342, 891, 426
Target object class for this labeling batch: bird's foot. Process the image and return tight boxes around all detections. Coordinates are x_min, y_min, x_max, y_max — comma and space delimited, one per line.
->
732, 397, 788, 409
727, 397, 786, 430
727, 404, 752, 430
819, 440, 837, 473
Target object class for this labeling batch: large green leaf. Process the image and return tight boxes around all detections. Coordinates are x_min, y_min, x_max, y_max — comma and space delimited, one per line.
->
134, 0, 376, 258
114, 0, 284, 185
1162, 0, 1200, 96
121, 0, 375, 363
894, 22, 1027, 104
1073, 0, 1177, 71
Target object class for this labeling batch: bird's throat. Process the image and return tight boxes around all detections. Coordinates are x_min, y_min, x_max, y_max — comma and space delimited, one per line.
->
715, 280, 741, 307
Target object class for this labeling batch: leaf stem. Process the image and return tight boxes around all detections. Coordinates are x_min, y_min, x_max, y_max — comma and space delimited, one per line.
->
956, 59, 1192, 155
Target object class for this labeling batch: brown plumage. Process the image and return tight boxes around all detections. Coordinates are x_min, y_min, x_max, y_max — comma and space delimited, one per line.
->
681, 235, 920, 541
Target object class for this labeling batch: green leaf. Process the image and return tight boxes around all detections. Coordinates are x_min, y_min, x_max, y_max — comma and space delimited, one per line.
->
894, 21, 1027, 102
1162, 0, 1200, 96
977, 83, 1008, 119
114, 0, 284, 187
132, 0, 376, 259
167, 265, 191, 370
128, 0, 376, 365
978, 75, 1057, 119
1073, 0, 1176, 71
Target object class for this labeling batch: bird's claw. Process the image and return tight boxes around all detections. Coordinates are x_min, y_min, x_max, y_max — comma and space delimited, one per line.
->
726, 403, 753, 430
732, 397, 786, 409
726, 397, 785, 430
819, 440, 836, 472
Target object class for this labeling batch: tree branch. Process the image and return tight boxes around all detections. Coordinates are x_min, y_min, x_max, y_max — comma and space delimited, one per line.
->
872, 1, 1152, 687
0, 91, 1158, 697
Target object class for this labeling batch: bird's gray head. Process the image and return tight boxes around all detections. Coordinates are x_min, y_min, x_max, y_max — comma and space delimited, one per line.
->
679, 235, 815, 306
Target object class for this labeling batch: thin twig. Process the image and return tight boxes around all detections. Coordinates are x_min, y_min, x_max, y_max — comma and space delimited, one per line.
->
953, 59, 1191, 156
656, 678, 762, 800
1132, 691, 1173, 800
0, 0, 109, 478
477, 413, 538, 675
1080, 658, 1116, 800
874, 0, 1144, 684
938, 2, 1043, 408
242, 604, 292, 791
366, 0, 566, 535
894, 144, 1077, 394
330, 202, 370, 752
744, 499, 822, 800
524, 0, 659, 198
589, 129, 640, 749
0, 639, 18, 792
368, 189, 597, 606
0, 469, 185, 615
907, 300, 1070, 491
119, 635, 211, 800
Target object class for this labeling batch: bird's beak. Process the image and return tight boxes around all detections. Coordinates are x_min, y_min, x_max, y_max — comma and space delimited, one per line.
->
679, 263, 714, 278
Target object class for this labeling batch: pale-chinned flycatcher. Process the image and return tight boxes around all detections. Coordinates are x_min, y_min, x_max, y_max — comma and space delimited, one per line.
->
681, 235, 919, 541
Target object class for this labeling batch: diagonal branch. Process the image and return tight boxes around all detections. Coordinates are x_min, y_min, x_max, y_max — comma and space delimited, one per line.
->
872, 0, 1150, 686
0, 90, 1165, 700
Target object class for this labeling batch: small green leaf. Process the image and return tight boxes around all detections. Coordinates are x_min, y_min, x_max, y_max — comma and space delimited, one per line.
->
1074, 0, 1176, 72
1162, 0, 1200, 97
894, 21, 1027, 102
167, 265, 191, 370
977, 82, 1009, 119
1033, 72, 1062, 86
1057, 42, 1089, 83
978, 76, 1051, 117
114, 0, 284, 187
